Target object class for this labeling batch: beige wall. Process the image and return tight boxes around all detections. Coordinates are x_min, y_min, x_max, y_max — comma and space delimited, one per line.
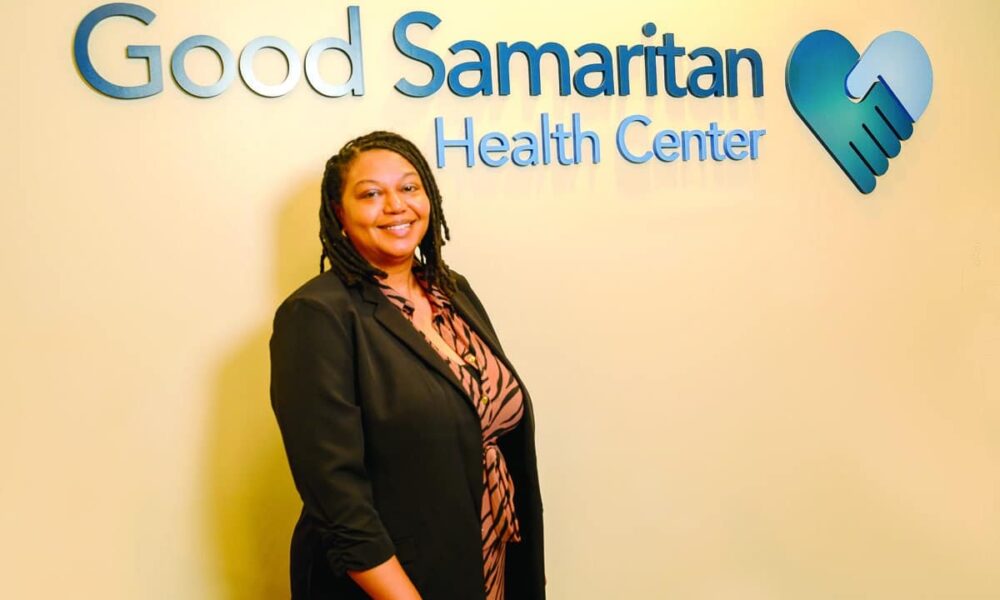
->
2, 0, 998, 597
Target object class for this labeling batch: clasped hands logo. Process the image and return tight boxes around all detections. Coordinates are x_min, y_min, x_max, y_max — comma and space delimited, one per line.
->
786, 30, 932, 194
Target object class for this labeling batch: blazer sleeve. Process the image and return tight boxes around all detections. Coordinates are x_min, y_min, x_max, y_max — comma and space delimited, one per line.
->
269, 296, 395, 576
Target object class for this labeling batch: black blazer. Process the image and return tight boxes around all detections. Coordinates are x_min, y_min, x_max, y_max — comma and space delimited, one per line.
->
269, 269, 545, 599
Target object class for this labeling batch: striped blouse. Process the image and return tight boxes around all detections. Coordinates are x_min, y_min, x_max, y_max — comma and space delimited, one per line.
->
378, 275, 523, 600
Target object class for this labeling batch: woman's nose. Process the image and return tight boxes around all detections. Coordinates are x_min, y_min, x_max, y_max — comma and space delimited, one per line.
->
384, 191, 405, 212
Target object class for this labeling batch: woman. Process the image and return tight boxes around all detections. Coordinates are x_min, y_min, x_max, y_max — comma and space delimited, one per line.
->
269, 131, 546, 600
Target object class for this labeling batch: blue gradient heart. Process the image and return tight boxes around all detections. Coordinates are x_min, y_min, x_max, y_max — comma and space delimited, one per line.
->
786, 30, 932, 194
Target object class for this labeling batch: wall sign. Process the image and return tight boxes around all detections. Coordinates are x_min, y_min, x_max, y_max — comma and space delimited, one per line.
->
73, 3, 931, 189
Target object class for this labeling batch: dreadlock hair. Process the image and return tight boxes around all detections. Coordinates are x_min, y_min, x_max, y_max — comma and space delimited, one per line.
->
318, 130, 456, 295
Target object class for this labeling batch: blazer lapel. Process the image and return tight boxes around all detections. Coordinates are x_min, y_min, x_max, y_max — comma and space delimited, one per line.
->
357, 280, 474, 408
448, 283, 537, 431
448, 289, 505, 359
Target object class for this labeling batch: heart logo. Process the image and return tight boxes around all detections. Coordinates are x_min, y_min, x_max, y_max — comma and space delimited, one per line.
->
786, 30, 933, 194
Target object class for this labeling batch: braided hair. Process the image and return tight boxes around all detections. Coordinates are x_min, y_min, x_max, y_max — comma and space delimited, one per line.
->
319, 130, 456, 295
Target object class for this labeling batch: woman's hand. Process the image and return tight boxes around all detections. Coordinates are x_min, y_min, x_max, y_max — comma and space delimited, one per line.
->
347, 555, 422, 600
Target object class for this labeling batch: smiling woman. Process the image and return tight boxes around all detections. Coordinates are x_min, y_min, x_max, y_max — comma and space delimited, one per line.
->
335, 150, 432, 272
269, 131, 546, 600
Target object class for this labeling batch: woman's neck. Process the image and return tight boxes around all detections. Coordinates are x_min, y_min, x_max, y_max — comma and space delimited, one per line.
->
380, 259, 417, 293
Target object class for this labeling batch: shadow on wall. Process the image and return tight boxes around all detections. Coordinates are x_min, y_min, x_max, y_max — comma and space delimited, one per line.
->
202, 179, 324, 599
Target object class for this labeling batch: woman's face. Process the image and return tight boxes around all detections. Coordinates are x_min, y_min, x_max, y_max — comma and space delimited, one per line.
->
336, 149, 431, 272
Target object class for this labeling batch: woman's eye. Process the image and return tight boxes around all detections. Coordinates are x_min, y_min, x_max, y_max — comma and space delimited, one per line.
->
403, 184, 419, 193
362, 189, 380, 198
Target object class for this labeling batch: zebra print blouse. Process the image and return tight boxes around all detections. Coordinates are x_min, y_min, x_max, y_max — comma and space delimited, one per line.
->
378, 275, 524, 600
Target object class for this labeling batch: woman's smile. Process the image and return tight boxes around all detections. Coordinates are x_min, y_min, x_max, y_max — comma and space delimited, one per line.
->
335, 149, 431, 271
377, 220, 415, 236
